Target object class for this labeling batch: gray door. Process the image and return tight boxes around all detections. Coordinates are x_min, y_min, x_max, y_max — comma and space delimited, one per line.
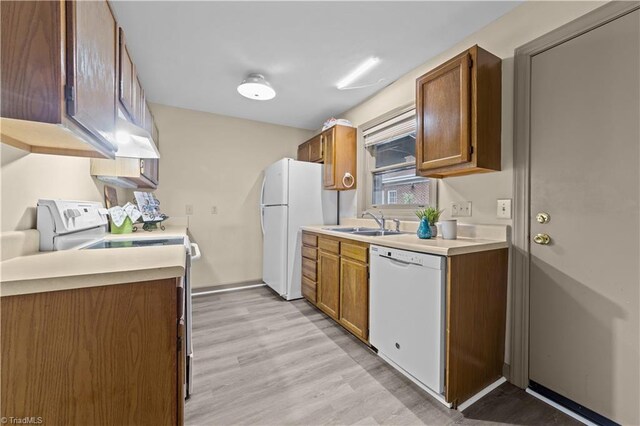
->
529, 9, 639, 425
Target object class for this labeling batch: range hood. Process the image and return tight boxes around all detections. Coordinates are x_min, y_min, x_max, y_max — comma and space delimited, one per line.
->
114, 110, 160, 159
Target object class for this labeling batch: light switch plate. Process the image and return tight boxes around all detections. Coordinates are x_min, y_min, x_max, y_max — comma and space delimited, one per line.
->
185, 204, 194, 215
497, 199, 512, 219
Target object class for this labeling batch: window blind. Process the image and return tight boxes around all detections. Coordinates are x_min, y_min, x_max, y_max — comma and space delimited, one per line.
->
363, 109, 416, 148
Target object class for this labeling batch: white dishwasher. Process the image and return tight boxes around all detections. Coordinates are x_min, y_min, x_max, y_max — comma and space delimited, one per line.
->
369, 245, 446, 394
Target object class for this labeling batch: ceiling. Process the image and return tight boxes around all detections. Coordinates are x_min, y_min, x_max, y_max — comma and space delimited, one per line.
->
110, 1, 520, 130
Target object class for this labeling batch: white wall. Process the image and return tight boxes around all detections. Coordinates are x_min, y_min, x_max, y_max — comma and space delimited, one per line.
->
151, 104, 313, 288
341, 0, 605, 225
1, 144, 128, 232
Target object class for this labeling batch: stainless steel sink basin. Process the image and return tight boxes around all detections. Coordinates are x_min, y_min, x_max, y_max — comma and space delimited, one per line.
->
324, 227, 379, 233
351, 230, 405, 237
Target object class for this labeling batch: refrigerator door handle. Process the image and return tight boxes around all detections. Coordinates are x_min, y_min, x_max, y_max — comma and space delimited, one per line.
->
260, 176, 266, 236
260, 176, 266, 206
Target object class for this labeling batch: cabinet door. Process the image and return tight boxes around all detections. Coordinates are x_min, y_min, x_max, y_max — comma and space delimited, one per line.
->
317, 250, 340, 320
322, 129, 335, 188
144, 101, 153, 134
132, 72, 143, 126
416, 52, 471, 172
297, 142, 310, 162
118, 28, 135, 120
340, 258, 369, 341
309, 134, 323, 163
140, 158, 159, 186
65, 0, 117, 151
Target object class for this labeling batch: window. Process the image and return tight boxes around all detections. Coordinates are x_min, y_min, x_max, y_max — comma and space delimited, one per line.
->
387, 190, 397, 204
363, 107, 436, 213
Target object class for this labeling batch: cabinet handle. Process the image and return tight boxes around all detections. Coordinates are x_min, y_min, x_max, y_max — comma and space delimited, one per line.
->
140, 159, 145, 174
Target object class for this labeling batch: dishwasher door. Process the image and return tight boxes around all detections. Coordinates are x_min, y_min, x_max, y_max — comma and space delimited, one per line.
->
369, 245, 446, 393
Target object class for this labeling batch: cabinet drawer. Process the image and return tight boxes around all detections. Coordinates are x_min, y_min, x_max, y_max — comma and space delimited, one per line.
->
341, 242, 368, 263
302, 258, 317, 281
302, 232, 317, 247
302, 276, 317, 303
318, 237, 340, 254
302, 246, 317, 260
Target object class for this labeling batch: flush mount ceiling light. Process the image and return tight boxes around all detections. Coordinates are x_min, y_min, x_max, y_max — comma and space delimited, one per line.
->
237, 73, 276, 100
336, 57, 380, 90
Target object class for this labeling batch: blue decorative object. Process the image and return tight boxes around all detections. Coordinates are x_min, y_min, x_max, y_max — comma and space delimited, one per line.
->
417, 217, 432, 239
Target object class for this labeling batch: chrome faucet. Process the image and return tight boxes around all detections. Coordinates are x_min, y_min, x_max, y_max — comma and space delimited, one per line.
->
391, 218, 401, 232
362, 211, 386, 230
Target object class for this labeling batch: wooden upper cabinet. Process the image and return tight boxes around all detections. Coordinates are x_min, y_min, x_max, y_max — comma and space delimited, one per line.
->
308, 134, 323, 163
65, 0, 118, 153
323, 130, 336, 187
297, 141, 310, 162
118, 28, 135, 120
416, 45, 501, 178
323, 125, 356, 190
0, 0, 118, 158
144, 101, 154, 134
296, 125, 356, 189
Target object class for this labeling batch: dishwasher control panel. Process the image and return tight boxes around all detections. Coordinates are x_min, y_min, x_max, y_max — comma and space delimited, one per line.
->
371, 246, 444, 269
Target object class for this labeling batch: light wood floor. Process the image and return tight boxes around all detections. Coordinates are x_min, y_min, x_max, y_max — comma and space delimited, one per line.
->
185, 286, 578, 425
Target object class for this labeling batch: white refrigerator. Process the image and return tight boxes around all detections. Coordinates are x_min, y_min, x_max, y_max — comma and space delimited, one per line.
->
261, 158, 337, 300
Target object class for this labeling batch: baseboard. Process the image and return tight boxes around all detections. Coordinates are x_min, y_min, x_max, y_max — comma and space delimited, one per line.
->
192, 281, 265, 296
457, 377, 507, 412
527, 381, 617, 426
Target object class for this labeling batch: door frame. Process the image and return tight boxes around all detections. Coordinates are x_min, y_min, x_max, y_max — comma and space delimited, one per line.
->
510, 0, 640, 389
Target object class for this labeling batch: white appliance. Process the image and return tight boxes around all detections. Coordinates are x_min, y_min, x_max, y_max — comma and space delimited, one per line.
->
261, 158, 337, 300
369, 245, 446, 394
36, 199, 200, 399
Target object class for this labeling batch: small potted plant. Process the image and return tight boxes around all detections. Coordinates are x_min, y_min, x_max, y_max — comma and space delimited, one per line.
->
415, 207, 444, 238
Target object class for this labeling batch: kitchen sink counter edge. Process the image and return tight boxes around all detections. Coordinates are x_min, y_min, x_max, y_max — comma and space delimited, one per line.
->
0, 225, 189, 297
301, 224, 508, 256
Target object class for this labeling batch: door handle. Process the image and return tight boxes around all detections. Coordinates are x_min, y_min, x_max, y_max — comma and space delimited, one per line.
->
533, 233, 551, 245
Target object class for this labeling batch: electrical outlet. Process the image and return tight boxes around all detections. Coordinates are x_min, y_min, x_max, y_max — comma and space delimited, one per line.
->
211, 206, 218, 215
497, 199, 512, 219
185, 204, 194, 215
451, 201, 472, 217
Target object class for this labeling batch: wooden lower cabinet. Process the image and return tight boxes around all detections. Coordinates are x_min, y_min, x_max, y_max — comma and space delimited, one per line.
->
317, 250, 340, 319
339, 257, 369, 341
303, 232, 370, 343
1, 278, 185, 425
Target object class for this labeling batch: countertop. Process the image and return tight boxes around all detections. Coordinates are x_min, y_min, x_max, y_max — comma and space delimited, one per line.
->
0, 224, 190, 297
301, 224, 509, 256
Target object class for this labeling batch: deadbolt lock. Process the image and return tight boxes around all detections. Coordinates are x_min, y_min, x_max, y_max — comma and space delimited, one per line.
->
533, 233, 551, 245
536, 212, 550, 224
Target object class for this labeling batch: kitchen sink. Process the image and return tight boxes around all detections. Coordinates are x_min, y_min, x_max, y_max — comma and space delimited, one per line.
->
351, 230, 405, 237
324, 227, 379, 233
